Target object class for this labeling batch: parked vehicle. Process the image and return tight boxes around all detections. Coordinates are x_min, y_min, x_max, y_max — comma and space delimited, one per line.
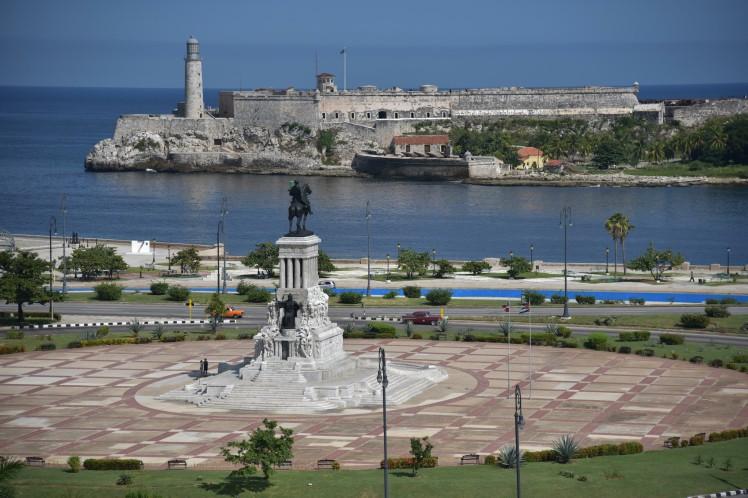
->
222, 306, 244, 319
401, 311, 441, 325
319, 280, 336, 289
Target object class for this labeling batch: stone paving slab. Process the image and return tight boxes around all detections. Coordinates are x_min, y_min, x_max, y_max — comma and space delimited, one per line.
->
0, 340, 746, 469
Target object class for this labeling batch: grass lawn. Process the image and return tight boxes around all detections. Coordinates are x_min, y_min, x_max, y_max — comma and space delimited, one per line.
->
9, 439, 748, 497
625, 162, 748, 178
459, 312, 748, 334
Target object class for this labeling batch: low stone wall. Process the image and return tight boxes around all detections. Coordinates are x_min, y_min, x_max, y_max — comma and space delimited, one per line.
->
670, 99, 748, 127
113, 115, 234, 142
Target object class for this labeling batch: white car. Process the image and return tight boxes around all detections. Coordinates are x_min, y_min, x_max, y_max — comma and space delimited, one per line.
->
318, 280, 336, 289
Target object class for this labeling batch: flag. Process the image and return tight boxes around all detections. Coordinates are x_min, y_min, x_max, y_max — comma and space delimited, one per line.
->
519, 303, 530, 314
340, 48, 346, 55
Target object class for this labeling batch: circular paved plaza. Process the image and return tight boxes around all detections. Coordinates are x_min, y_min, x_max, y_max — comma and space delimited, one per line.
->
0, 339, 746, 469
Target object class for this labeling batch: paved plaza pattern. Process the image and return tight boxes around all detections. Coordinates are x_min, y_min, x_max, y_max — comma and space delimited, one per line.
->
0, 339, 746, 469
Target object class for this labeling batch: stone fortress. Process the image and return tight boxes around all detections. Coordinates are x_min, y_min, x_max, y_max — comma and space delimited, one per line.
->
85, 36, 748, 174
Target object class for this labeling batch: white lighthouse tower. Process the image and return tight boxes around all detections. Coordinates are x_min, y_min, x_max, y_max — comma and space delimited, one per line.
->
184, 36, 204, 119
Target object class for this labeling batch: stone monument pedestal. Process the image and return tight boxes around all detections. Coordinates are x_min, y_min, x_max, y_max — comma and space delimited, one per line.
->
159, 230, 446, 413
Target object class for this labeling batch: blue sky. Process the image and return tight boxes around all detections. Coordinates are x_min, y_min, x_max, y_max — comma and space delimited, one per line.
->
2, 0, 747, 88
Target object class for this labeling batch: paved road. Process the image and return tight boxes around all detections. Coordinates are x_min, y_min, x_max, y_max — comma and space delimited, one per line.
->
3, 302, 747, 320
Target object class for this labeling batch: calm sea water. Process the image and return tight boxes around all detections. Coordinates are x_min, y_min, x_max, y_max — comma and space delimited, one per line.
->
0, 85, 746, 263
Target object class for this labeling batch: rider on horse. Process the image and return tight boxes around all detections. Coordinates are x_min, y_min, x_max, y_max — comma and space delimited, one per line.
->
288, 180, 313, 234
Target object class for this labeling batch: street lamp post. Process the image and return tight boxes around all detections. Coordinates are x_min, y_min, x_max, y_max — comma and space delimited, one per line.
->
61, 194, 67, 295
220, 197, 229, 294
152, 239, 156, 265
605, 247, 609, 275
514, 384, 525, 498
529, 244, 534, 272
167, 245, 172, 271
386, 254, 390, 280
727, 247, 731, 276
377, 347, 390, 498
366, 201, 372, 297
396, 242, 401, 269
432, 249, 437, 275
216, 221, 223, 293
560, 207, 572, 318
48, 216, 57, 320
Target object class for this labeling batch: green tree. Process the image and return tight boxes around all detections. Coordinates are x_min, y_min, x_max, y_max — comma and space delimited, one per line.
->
170, 247, 201, 274
0, 251, 50, 323
627, 243, 684, 281
318, 250, 336, 274
433, 259, 455, 278
205, 292, 225, 332
593, 136, 627, 169
605, 213, 634, 275
69, 245, 127, 280
409, 437, 434, 476
462, 260, 491, 275
725, 115, 748, 164
397, 249, 431, 279
242, 243, 279, 278
221, 418, 294, 480
501, 256, 531, 279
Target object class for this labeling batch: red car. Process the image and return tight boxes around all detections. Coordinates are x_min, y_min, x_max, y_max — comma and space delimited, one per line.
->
402, 311, 441, 325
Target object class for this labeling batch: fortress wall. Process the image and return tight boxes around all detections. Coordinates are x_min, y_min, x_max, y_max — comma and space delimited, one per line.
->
232, 95, 319, 130
670, 99, 748, 127
319, 93, 452, 122
113, 115, 234, 142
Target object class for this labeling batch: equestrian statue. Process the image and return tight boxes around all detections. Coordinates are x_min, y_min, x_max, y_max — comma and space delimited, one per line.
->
287, 180, 313, 235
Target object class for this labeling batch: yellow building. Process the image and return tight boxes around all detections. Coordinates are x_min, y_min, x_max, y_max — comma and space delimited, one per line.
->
516, 146, 546, 170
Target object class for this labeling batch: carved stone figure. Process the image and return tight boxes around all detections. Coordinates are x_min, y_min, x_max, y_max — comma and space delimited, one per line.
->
280, 294, 300, 329
296, 326, 312, 358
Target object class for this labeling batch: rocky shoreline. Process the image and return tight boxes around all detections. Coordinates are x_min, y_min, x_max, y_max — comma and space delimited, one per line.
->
464, 172, 748, 187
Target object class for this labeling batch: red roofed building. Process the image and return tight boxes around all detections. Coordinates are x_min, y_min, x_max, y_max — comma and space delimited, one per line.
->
516, 146, 545, 170
391, 135, 450, 156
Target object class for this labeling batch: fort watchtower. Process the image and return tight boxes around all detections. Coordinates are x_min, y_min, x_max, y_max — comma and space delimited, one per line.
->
184, 36, 204, 118
316, 73, 337, 93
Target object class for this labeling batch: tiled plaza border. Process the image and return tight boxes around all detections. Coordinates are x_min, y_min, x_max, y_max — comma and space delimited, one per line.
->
16, 319, 239, 329
0, 339, 746, 470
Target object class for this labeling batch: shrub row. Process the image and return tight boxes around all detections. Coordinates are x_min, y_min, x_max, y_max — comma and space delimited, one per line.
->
705, 305, 730, 318
426, 289, 452, 305
343, 330, 397, 339
339, 292, 362, 304
618, 331, 650, 342
402, 286, 421, 298
708, 427, 748, 442
524, 441, 643, 462
575, 295, 596, 305
680, 314, 710, 329
83, 458, 143, 470
0, 311, 61, 320
706, 298, 738, 305
237, 282, 272, 303
0, 344, 25, 355
380, 456, 438, 469
659, 333, 684, 345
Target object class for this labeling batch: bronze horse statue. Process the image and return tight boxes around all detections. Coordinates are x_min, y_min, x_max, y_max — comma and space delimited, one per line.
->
288, 181, 312, 234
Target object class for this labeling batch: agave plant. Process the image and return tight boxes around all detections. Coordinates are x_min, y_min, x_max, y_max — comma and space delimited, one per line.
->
497, 445, 524, 468
545, 322, 559, 336
0, 456, 24, 482
498, 321, 512, 337
553, 434, 580, 463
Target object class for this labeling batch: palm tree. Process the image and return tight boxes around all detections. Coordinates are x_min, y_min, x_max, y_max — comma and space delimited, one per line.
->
0, 456, 24, 497
605, 215, 620, 275
618, 215, 634, 275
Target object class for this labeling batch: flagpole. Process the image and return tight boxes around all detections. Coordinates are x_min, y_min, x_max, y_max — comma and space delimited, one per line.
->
342, 47, 347, 91
529, 301, 533, 399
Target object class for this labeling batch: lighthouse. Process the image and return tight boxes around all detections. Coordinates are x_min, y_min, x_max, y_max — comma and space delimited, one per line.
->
184, 36, 204, 119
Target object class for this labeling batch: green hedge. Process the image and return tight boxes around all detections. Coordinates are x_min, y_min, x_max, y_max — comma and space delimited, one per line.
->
367, 322, 396, 335
550, 294, 568, 304
680, 313, 710, 329
575, 295, 596, 305
83, 458, 143, 470
425, 288, 452, 305
401, 286, 421, 298
525, 441, 642, 462
339, 292, 363, 304
0, 344, 25, 355
381, 456, 438, 469
238, 283, 272, 303
708, 427, 748, 442
150, 282, 169, 295
618, 331, 650, 341
583, 333, 608, 351
705, 304, 730, 318
94, 283, 123, 301
167, 285, 190, 302
659, 333, 684, 345
522, 290, 545, 306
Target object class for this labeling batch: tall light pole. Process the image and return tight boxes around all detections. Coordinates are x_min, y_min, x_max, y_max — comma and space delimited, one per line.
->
560, 207, 572, 318
529, 244, 534, 273
386, 253, 390, 280
377, 347, 390, 498
366, 201, 372, 297
48, 216, 57, 320
727, 247, 731, 276
605, 247, 610, 275
432, 249, 437, 275
396, 242, 401, 269
152, 239, 156, 265
216, 221, 223, 293
514, 384, 525, 498
61, 194, 67, 295
220, 197, 229, 294
167, 245, 172, 271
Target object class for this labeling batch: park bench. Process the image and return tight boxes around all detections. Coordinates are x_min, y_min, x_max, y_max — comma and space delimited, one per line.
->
25, 456, 45, 467
167, 458, 187, 470
317, 459, 337, 470
460, 454, 480, 465
276, 460, 293, 470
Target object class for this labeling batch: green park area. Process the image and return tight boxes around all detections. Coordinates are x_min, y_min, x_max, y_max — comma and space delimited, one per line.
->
6, 439, 748, 498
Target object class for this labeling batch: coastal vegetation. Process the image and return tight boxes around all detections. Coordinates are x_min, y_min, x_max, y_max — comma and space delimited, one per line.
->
0, 251, 51, 323
416, 114, 748, 174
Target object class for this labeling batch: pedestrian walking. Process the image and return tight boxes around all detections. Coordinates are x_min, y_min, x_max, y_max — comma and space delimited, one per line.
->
689, 271, 695, 283
203, 358, 209, 376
